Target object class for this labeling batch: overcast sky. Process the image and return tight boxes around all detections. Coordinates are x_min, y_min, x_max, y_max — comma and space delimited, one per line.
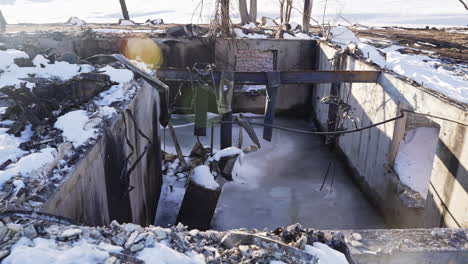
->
0, 0, 466, 26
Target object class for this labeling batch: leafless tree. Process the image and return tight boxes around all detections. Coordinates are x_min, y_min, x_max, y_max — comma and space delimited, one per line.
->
458, 0, 468, 10
302, 0, 313, 32
0, 9, 6, 25
279, 0, 293, 23
250, 0, 257, 22
239, 0, 258, 24
119, 0, 130, 20
239, 0, 250, 24
220, 0, 231, 36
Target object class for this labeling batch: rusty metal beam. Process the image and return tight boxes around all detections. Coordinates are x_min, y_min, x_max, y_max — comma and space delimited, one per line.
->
156, 69, 381, 84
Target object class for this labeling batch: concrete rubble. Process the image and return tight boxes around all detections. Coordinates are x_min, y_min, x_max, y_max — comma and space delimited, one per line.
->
0, 216, 353, 263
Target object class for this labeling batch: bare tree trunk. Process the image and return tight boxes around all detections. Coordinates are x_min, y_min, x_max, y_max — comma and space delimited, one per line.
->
239, 0, 250, 25
220, 0, 230, 37
458, 0, 468, 10
302, 0, 313, 32
285, 0, 293, 23
249, 0, 257, 23
279, 0, 285, 23
119, 0, 130, 20
0, 9, 6, 25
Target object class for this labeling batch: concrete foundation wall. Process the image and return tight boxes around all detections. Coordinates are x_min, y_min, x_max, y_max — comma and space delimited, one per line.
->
312, 43, 468, 228
43, 80, 162, 226
215, 39, 317, 114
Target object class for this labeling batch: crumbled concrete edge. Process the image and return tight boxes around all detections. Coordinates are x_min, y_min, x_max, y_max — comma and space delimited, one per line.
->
341, 229, 468, 258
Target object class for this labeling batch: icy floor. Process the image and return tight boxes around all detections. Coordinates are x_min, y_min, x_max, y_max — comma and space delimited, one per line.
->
158, 115, 384, 231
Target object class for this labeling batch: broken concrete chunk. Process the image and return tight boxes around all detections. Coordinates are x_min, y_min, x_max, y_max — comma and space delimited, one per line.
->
60, 228, 82, 239
130, 243, 145, 252
125, 231, 139, 248
23, 225, 37, 239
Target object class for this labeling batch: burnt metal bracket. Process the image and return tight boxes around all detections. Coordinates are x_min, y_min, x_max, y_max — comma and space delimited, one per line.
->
157, 69, 381, 85
263, 71, 281, 141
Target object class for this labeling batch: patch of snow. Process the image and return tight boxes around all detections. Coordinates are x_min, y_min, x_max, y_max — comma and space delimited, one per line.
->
0, 148, 57, 187
94, 66, 135, 106
131, 60, 154, 74
242, 22, 257, 29
191, 165, 219, 190
0, 125, 32, 165
233, 28, 268, 39
330, 26, 360, 45
383, 46, 468, 103
210, 147, 243, 162
305, 242, 349, 264
119, 19, 135, 26
240, 85, 266, 92
12, 179, 25, 192
97, 242, 123, 253
0, 49, 29, 70
145, 18, 164, 25
0, 51, 94, 90
137, 243, 205, 264
65, 17, 86, 26
290, 22, 300, 31
3, 237, 109, 264
92, 28, 163, 34
54, 110, 98, 148
97, 106, 117, 118
331, 27, 468, 103
394, 127, 439, 198
356, 43, 386, 68
0, 107, 7, 115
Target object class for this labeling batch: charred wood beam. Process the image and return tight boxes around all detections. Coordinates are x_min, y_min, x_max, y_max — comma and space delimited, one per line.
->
156, 69, 381, 85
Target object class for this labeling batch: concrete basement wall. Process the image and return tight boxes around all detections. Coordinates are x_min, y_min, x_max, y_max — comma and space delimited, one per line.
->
42, 80, 163, 226
312, 43, 468, 228
215, 39, 317, 115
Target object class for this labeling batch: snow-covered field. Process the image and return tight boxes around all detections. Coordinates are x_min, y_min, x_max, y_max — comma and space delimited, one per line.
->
1, 0, 467, 27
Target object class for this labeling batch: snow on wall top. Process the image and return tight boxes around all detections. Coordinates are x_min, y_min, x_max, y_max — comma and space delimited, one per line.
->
330, 26, 468, 104
0, 49, 137, 193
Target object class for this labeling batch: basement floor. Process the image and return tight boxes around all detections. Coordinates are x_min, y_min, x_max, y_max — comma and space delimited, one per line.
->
161, 114, 385, 231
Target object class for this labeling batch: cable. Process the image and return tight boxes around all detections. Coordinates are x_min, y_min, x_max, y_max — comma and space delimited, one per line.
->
220, 112, 405, 136
401, 109, 468, 127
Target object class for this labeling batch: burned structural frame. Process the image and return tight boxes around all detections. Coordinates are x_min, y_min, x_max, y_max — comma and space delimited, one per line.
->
157, 68, 381, 147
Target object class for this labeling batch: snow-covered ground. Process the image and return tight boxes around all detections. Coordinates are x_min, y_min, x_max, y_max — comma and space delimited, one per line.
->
1, 0, 467, 27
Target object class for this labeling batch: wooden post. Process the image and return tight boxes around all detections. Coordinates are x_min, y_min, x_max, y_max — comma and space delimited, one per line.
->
302, 0, 313, 32
119, 0, 130, 20
176, 178, 221, 230
220, 112, 233, 149
263, 72, 280, 141
194, 85, 208, 137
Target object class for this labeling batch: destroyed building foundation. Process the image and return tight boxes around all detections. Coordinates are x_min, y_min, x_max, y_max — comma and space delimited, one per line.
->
0, 26, 467, 263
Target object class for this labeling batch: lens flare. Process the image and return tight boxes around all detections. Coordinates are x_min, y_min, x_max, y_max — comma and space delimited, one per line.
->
119, 38, 163, 70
